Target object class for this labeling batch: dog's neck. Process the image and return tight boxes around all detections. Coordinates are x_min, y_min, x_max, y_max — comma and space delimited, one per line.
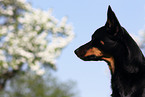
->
111, 55, 145, 97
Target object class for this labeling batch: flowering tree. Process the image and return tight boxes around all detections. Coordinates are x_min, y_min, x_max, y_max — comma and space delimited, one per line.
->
0, 0, 74, 89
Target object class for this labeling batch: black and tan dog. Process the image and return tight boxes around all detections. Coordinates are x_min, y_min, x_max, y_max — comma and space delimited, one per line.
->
75, 6, 145, 97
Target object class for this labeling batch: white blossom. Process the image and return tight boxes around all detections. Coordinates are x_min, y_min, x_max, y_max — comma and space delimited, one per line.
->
0, 0, 74, 75
137, 28, 145, 48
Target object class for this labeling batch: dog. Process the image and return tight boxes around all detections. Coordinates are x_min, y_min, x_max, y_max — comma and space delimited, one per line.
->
74, 5, 145, 97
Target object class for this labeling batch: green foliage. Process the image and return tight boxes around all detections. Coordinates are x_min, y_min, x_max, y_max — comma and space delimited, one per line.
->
0, 71, 79, 97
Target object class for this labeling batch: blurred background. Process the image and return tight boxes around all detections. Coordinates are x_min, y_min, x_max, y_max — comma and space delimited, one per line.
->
0, 0, 145, 97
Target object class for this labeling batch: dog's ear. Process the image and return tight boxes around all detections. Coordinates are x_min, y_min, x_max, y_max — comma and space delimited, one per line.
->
106, 5, 122, 35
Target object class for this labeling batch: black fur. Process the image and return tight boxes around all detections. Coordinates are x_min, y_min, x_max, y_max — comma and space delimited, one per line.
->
74, 5, 145, 97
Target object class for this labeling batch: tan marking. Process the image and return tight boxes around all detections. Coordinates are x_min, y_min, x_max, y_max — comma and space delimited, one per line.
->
100, 41, 104, 45
102, 57, 115, 73
84, 47, 103, 57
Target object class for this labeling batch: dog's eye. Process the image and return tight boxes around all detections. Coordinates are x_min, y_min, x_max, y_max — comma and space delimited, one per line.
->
91, 40, 105, 47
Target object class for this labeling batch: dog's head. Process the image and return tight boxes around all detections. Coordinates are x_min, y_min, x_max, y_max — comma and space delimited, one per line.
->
74, 6, 129, 73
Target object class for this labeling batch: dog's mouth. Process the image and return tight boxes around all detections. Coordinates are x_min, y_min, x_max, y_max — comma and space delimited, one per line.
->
77, 54, 103, 61
82, 55, 103, 61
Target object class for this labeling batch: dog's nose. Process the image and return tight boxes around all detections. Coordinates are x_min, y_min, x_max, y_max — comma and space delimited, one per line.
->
74, 49, 79, 55
75, 48, 81, 58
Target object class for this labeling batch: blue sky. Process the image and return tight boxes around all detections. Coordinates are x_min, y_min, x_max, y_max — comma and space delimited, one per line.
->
29, 0, 145, 97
